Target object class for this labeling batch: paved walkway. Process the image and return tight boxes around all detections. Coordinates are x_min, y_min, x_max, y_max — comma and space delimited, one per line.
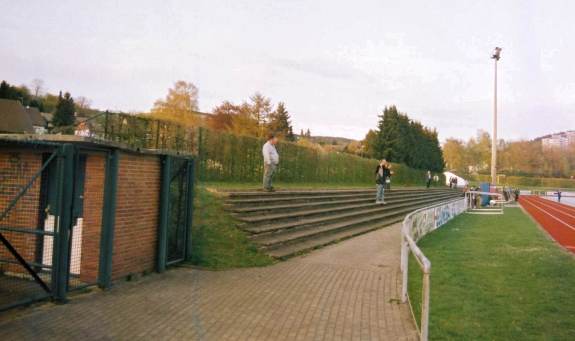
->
0, 223, 418, 340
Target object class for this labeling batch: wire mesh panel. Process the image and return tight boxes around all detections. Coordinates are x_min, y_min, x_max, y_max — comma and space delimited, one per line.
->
67, 153, 106, 291
166, 158, 191, 265
0, 151, 57, 310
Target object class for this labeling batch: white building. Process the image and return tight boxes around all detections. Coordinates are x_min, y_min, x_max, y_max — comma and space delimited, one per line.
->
541, 131, 575, 149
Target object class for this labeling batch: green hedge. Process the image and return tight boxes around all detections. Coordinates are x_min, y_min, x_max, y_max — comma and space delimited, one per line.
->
472, 174, 575, 189
87, 112, 445, 186
197, 129, 444, 186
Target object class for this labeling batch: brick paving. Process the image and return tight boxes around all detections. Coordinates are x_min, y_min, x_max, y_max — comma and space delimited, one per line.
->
0, 223, 418, 340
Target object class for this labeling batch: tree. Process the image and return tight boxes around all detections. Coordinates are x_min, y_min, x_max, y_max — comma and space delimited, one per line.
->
267, 102, 294, 141
31, 78, 44, 97
373, 105, 444, 171
442, 138, 467, 173
249, 93, 272, 137
43, 93, 60, 113
209, 101, 238, 131
361, 129, 378, 158
0, 80, 32, 105
75, 96, 92, 116
151, 80, 200, 126
52, 91, 75, 131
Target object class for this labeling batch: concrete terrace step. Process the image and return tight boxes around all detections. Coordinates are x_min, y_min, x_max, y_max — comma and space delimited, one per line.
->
255, 201, 427, 248
221, 187, 463, 259
236, 191, 457, 225
229, 189, 455, 214
266, 197, 460, 259
267, 217, 405, 259
226, 188, 456, 206
243, 192, 460, 235
226, 189, 376, 198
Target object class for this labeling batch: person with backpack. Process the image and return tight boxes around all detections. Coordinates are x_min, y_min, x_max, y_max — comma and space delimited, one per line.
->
375, 159, 391, 204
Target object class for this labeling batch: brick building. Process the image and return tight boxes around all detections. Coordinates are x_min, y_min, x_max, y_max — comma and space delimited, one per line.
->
0, 135, 194, 310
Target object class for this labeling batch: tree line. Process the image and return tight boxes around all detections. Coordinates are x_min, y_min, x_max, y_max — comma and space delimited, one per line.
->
443, 131, 575, 179
3, 78, 447, 174
149, 80, 296, 142
359, 106, 444, 172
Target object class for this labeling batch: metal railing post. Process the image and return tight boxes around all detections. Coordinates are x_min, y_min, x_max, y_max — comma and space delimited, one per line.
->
421, 271, 431, 341
98, 149, 119, 289
51, 144, 76, 302
156, 155, 172, 273
185, 159, 195, 261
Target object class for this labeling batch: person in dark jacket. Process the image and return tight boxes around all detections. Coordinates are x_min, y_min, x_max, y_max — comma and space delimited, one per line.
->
375, 159, 391, 204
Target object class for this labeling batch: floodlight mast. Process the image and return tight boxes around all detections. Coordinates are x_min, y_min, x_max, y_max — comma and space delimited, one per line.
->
491, 47, 501, 187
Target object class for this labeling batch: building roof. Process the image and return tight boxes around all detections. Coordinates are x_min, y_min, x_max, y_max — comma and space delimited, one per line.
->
0, 98, 34, 133
25, 106, 46, 126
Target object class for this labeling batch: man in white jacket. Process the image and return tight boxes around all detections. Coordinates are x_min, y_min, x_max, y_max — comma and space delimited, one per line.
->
262, 134, 279, 191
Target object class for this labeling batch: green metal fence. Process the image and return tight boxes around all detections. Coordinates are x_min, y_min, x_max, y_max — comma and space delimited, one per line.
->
88, 112, 442, 186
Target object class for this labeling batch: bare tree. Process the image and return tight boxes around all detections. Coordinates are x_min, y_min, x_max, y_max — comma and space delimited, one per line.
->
31, 78, 44, 97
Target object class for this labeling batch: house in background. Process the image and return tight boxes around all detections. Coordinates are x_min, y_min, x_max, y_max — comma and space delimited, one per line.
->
0, 98, 35, 133
0, 98, 47, 134
25, 106, 48, 134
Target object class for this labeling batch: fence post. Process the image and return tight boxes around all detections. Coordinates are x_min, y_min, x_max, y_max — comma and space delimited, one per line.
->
185, 159, 195, 260
104, 110, 109, 139
157, 155, 171, 273
51, 144, 76, 302
421, 271, 431, 341
197, 127, 203, 181
98, 149, 119, 289
401, 234, 409, 302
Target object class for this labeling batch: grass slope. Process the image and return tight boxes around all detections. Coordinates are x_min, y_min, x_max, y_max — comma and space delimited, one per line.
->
409, 208, 575, 340
189, 187, 274, 269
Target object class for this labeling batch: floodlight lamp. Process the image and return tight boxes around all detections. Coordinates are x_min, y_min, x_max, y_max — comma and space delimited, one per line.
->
492, 47, 502, 60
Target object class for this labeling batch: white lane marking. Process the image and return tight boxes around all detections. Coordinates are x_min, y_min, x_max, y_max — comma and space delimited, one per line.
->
539, 196, 575, 214
522, 197, 575, 232
531, 198, 575, 219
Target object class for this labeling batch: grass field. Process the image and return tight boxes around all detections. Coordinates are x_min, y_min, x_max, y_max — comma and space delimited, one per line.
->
408, 208, 575, 340
189, 187, 274, 269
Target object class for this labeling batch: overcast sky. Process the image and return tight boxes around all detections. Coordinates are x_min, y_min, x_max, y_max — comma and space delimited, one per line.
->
1, 0, 574, 141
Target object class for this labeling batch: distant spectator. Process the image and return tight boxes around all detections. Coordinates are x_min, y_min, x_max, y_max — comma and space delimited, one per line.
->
426, 170, 432, 189
375, 159, 391, 204
262, 134, 279, 192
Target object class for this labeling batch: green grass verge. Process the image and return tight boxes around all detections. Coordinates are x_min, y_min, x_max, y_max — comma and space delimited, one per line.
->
188, 186, 274, 269
408, 208, 575, 340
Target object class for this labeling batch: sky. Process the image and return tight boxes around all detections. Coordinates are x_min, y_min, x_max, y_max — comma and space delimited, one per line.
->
1, 0, 574, 142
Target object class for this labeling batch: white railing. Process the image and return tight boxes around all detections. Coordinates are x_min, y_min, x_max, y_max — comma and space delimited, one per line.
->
465, 191, 505, 214
400, 197, 467, 341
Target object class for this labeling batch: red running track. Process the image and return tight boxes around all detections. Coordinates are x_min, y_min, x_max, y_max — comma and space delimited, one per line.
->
519, 195, 575, 254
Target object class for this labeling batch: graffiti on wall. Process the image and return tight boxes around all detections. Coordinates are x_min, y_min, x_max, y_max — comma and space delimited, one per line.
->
407, 198, 466, 242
